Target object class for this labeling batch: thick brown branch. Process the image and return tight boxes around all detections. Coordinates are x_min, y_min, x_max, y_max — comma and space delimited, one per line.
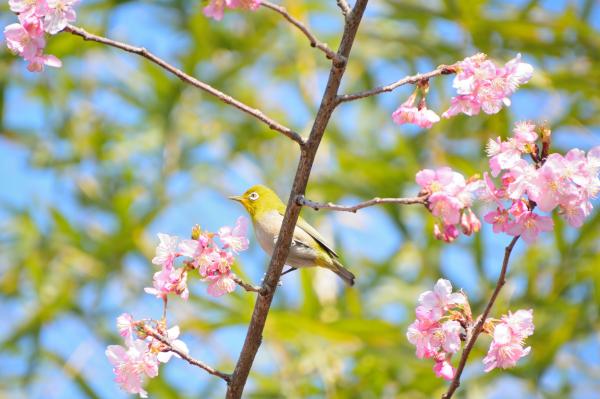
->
337, 64, 457, 104
232, 275, 262, 293
62, 24, 303, 145
442, 236, 520, 399
226, 1, 369, 398
143, 327, 231, 383
261, 1, 343, 64
297, 194, 428, 213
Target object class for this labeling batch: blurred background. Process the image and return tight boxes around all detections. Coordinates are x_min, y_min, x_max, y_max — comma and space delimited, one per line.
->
1, 0, 600, 398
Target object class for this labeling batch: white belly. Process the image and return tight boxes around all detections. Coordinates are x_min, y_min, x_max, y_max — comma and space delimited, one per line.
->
253, 211, 319, 268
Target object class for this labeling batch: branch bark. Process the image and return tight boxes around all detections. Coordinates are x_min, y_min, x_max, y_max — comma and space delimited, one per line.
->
232, 275, 262, 293
225, 1, 370, 397
442, 235, 520, 399
62, 25, 304, 145
143, 327, 232, 383
297, 194, 428, 213
336, 0, 351, 17
261, 1, 343, 64
337, 64, 457, 104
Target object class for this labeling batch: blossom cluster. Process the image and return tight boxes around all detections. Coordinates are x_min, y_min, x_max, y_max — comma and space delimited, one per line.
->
3, 0, 78, 72
442, 53, 533, 118
406, 279, 469, 380
407, 279, 534, 380
482, 309, 534, 372
416, 167, 482, 243
106, 314, 189, 398
146, 217, 249, 298
482, 122, 600, 242
392, 53, 533, 129
203, 0, 261, 21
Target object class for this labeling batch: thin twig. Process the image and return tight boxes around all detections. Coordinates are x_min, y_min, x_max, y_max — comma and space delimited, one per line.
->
261, 1, 344, 65
226, 2, 369, 398
297, 194, 428, 213
442, 236, 520, 399
232, 276, 262, 293
62, 24, 304, 146
143, 327, 232, 383
337, 64, 457, 104
336, 0, 351, 17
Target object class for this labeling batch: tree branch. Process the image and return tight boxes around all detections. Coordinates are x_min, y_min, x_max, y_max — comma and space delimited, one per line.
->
297, 194, 428, 213
336, 0, 351, 18
442, 236, 520, 399
261, 1, 343, 64
337, 64, 457, 104
232, 275, 262, 293
143, 326, 232, 383
225, 1, 370, 398
62, 24, 304, 145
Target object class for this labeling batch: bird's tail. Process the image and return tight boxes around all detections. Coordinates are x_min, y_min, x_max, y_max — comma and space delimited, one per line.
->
329, 258, 355, 286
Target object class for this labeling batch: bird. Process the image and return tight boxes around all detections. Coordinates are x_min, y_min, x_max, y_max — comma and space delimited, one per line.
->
229, 185, 355, 286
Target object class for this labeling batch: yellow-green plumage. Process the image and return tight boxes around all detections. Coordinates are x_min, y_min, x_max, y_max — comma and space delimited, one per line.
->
229, 185, 355, 286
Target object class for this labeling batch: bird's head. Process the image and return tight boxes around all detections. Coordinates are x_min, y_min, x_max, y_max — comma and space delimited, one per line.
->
229, 184, 285, 218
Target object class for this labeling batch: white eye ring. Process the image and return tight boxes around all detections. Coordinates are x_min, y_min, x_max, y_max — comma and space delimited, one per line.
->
249, 192, 259, 201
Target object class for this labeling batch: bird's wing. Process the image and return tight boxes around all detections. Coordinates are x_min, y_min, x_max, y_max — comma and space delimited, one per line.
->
278, 210, 339, 258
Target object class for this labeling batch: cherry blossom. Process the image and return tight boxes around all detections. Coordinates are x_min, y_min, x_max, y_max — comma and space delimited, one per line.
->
43, 0, 78, 34
152, 233, 179, 269
219, 216, 250, 253
483, 309, 534, 372
116, 313, 136, 338
203, 0, 261, 21
416, 167, 483, 242
392, 98, 440, 128
106, 339, 159, 398
442, 53, 533, 118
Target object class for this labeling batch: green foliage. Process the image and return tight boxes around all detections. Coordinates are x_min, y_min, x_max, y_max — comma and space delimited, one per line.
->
1, 0, 599, 397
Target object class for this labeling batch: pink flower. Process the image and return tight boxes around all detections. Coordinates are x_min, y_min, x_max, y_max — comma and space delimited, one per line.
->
429, 193, 463, 225
9, 0, 48, 18
154, 325, 189, 363
416, 167, 465, 195
116, 313, 136, 338
205, 270, 237, 297
484, 206, 512, 233
152, 233, 179, 269
43, 0, 78, 34
443, 53, 533, 118
460, 208, 481, 236
483, 339, 530, 372
433, 223, 459, 243
4, 21, 45, 61
442, 95, 481, 118
513, 121, 538, 150
203, 0, 228, 20
418, 279, 466, 316
486, 137, 522, 177
483, 309, 534, 372
505, 160, 538, 200
433, 358, 455, 381
392, 98, 440, 128
106, 339, 159, 398
501, 309, 534, 340
229, 0, 261, 10
203, 0, 261, 20
406, 317, 440, 359
506, 211, 553, 243
218, 216, 249, 253
441, 320, 462, 354
145, 266, 189, 300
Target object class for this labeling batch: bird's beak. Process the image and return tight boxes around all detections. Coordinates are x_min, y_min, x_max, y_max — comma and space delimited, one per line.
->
228, 195, 243, 203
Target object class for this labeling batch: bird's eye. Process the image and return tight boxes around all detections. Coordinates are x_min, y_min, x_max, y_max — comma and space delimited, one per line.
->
248, 192, 259, 201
